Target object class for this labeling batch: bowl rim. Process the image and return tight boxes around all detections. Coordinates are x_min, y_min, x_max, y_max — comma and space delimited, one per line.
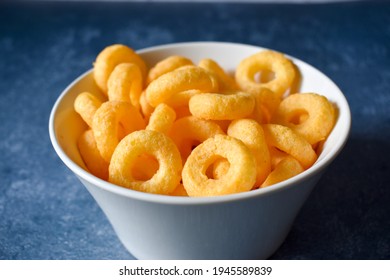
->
49, 41, 351, 205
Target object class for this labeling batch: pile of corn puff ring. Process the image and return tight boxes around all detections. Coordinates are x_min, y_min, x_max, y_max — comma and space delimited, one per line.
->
74, 44, 336, 197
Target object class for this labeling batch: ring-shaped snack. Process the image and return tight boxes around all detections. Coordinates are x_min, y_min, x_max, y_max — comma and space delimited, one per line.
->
268, 146, 289, 169
227, 119, 271, 186
198, 58, 237, 91
109, 130, 182, 195
164, 89, 201, 108
182, 134, 256, 197
262, 124, 317, 169
235, 50, 295, 98
139, 90, 154, 122
147, 55, 193, 85
78, 130, 109, 180
250, 87, 281, 124
146, 103, 176, 134
74, 92, 103, 128
92, 101, 145, 162
168, 116, 225, 160
189, 91, 255, 120
273, 92, 336, 145
94, 44, 147, 94
261, 156, 304, 188
107, 63, 143, 108
146, 66, 218, 107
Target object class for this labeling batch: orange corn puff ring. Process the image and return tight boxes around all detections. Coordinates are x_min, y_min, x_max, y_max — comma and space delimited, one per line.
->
139, 90, 154, 122
147, 55, 193, 84
262, 124, 317, 169
74, 92, 103, 127
235, 50, 295, 97
227, 119, 271, 186
182, 134, 256, 197
273, 93, 336, 145
261, 156, 304, 188
268, 146, 289, 170
78, 130, 109, 180
146, 66, 218, 107
250, 87, 281, 124
109, 130, 182, 195
92, 101, 145, 162
198, 58, 237, 91
146, 103, 176, 134
107, 63, 143, 108
94, 44, 147, 94
164, 89, 201, 108
289, 63, 302, 94
168, 116, 225, 160
189, 91, 255, 120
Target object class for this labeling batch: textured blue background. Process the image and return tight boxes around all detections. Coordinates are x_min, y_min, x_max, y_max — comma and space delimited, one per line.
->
0, 1, 389, 259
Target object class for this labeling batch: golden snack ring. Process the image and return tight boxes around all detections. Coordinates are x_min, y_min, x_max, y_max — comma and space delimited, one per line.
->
198, 58, 237, 91
273, 92, 336, 145
182, 134, 256, 197
268, 146, 289, 170
168, 116, 225, 160
147, 55, 193, 84
262, 124, 317, 169
164, 89, 201, 108
74, 92, 103, 128
109, 130, 182, 195
146, 103, 176, 134
189, 91, 255, 120
146, 66, 218, 107
163, 67, 219, 108
250, 87, 281, 124
92, 101, 145, 162
261, 156, 304, 188
139, 90, 154, 122
289, 63, 302, 94
235, 50, 295, 97
78, 130, 109, 180
227, 119, 271, 186
94, 44, 147, 94
107, 63, 143, 108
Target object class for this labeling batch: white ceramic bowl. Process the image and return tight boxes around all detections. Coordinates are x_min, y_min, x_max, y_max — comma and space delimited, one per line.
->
49, 42, 351, 259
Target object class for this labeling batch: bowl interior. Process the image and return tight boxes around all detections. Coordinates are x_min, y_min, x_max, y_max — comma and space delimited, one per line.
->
50, 42, 351, 201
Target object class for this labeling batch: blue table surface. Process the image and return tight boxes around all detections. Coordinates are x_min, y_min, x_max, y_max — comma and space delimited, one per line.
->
0, 1, 389, 260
